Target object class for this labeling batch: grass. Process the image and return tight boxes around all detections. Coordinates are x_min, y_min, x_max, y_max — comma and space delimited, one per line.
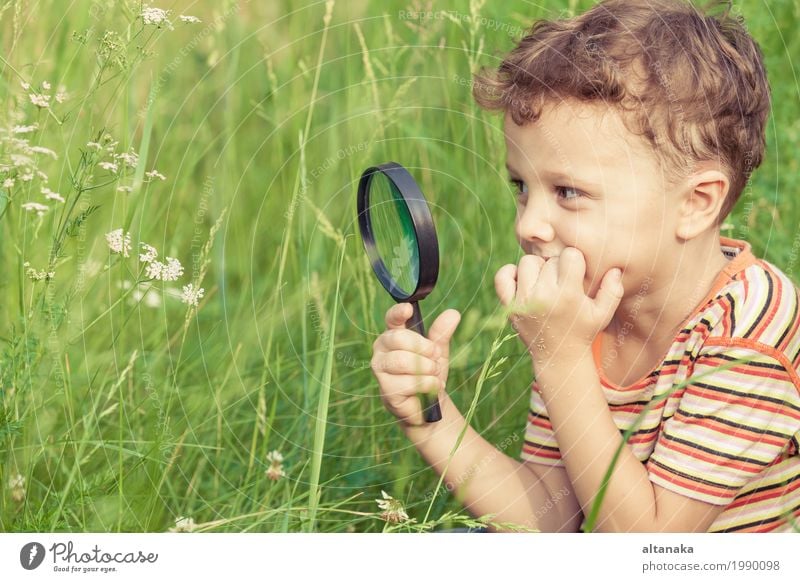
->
1, 0, 799, 533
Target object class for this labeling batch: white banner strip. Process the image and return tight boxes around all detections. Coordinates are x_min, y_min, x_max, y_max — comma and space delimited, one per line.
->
1, 533, 798, 581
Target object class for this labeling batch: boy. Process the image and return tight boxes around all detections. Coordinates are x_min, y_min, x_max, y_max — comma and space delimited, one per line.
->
370, 0, 800, 532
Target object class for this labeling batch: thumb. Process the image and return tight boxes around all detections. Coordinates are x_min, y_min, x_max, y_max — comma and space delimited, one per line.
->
592, 268, 624, 326
427, 309, 461, 358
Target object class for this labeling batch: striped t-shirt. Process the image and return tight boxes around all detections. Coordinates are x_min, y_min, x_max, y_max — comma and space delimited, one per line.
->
522, 236, 800, 532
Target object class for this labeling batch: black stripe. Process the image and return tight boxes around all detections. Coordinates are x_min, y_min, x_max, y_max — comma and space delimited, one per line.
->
659, 432, 769, 466
700, 352, 786, 371
725, 292, 737, 332
687, 381, 800, 413
744, 272, 773, 338
716, 501, 800, 532
675, 410, 793, 440
775, 292, 798, 349
523, 439, 560, 453
648, 457, 740, 491
732, 473, 799, 498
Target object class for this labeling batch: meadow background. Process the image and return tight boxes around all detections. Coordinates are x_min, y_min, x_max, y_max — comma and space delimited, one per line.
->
0, 0, 798, 533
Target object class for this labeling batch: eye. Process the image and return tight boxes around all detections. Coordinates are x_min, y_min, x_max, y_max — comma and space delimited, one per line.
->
509, 179, 528, 198
554, 186, 584, 201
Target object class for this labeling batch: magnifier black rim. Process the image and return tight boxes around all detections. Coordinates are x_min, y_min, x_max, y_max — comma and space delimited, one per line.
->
357, 161, 439, 302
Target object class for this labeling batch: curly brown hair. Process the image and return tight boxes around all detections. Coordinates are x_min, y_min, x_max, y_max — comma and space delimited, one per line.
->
473, 0, 770, 225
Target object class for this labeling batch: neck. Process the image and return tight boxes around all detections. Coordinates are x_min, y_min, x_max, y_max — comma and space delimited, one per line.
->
607, 233, 731, 345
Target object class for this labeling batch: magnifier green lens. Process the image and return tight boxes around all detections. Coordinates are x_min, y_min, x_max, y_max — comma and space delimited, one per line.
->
368, 172, 420, 296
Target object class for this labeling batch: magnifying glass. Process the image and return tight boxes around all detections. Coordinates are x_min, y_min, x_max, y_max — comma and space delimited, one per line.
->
357, 162, 442, 423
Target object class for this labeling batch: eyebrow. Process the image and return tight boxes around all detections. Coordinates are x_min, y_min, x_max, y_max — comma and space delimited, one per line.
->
505, 163, 602, 191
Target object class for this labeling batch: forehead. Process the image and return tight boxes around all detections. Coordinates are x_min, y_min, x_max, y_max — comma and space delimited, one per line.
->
503, 101, 656, 172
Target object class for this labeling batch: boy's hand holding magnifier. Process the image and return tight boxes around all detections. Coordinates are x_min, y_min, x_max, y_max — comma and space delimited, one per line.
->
494, 248, 625, 364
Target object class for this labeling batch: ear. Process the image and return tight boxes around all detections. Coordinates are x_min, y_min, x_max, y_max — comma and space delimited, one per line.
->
675, 163, 729, 241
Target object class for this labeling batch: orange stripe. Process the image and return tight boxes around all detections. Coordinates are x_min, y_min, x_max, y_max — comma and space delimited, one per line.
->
657, 437, 764, 474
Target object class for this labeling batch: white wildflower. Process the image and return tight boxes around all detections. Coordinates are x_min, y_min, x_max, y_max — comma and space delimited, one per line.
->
168, 516, 196, 533
179, 15, 201, 23
29, 93, 50, 108
162, 257, 184, 281
98, 161, 119, 173
375, 490, 410, 523
8, 474, 26, 502
42, 81, 51, 91
42, 187, 65, 203
20, 80, 30, 91
2, 178, 13, 188
36, 170, 48, 182
86, 141, 103, 150
24, 261, 54, 281
19, 171, 34, 182
145, 257, 183, 281
265, 450, 286, 481
12, 124, 38, 134
55, 86, 68, 103
105, 228, 132, 257
145, 169, 166, 181
180, 283, 205, 307
142, 6, 174, 29
28, 145, 58, 159
117, 185, 133, 193
21, 202, 48, 216
139, 242, 158, 264
115, 150, 139, 169
11, 153, 33, 167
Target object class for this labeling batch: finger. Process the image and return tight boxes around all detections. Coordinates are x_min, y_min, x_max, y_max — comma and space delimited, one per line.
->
385, 302, 414, 330
375, 328, 437, 357
592, 267, 625, 325
516, 254, 545, 304
381, 374, 443, 402
494, 264, 518, 307
371, 350, 440, 376
427, 309, 461, 360
557, 247, 586, 288
537, 255, 559, 288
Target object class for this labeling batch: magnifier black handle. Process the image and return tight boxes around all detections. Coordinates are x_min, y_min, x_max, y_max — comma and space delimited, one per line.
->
406, 301, 442, 423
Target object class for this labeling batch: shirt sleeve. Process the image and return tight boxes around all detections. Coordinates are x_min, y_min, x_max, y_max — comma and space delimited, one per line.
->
520, 380, 565, 467
646, 344, 800, 505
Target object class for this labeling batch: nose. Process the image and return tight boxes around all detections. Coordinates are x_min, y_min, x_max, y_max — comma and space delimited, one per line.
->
515, 192, 555, 248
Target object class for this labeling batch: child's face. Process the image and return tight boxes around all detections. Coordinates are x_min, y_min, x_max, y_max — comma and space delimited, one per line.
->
504, 100, 679, 299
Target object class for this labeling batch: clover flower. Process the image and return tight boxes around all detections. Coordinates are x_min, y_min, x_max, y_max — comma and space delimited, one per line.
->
168, 516, 196, 532
8, 474, 25, 502
105, 228, 132, 257
375, 490, 409, 523
265, 450, 287, 481
180, 283, 205, 307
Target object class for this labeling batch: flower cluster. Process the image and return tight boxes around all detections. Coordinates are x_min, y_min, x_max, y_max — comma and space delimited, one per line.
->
1, 113, 66, 215
168, 516, 197, 532
265, 450, 287, 481
375, 490, 409, 523
105, 231, 205, 308
24, 261, 55, 281
105, 229, 132, 257
8, 473, 26, 502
